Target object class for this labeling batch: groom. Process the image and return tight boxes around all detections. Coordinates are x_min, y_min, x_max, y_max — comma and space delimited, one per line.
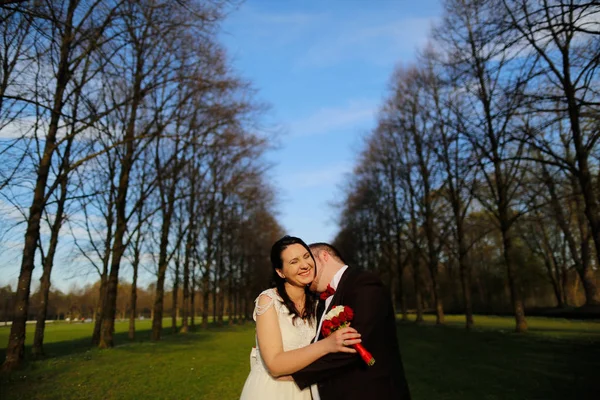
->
291, 242, 411, 400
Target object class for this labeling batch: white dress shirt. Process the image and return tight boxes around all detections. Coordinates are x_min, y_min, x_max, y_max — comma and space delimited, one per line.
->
310, 265, 349, 400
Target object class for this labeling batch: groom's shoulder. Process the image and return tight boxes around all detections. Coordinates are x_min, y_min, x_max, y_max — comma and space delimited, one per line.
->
348, 267, 383, 286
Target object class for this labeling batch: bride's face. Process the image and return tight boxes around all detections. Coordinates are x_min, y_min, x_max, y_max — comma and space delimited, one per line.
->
277, 243, 315, 287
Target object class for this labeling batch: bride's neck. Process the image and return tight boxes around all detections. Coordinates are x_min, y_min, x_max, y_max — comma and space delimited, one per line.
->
284, 282, 305, 303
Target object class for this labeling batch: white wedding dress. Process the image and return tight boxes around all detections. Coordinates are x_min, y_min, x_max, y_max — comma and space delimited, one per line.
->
240, 288, 315, 400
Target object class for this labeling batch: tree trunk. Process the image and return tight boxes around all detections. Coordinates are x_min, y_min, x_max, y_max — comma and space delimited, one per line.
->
572, 177, 600, 306
233, 279, 239, 324
181, 248, 191, 333
561, 262, 570, 307
216, 234, 225, 326
181, 214, 195, 333
171, 259, 180, 335
92, 176, 114, 346
202, 234, 214, 329
539, 223, 564, 308
152, 261, 168, 340
128, 247, 139, 341
92, 264, 109, 345
391, 170, 408, 321
428, 267, 444, 325
447, 173, 473, 329
32, 173, 69, 358
2, 1, 78, 371
212, 254, 218, 326
544, 257, 563, 308
2, 1, 76, 370
413, 126, 444, 325
181, 260, 190, 333
152, 138, 181, 340
99, 85, 142, 349
227, 236, 234, 326
218, 286, 224, 326
190, 263, 196, 329
500, 224, 527, 333
31, 268, 51, 359
396, 267, 407, 321
202, 270, 210, 329
542, 163, 598, 304
563, 69, 600, 302
457, 225, 474, 329
412, 248, 423, 323
228, 284, 234, 325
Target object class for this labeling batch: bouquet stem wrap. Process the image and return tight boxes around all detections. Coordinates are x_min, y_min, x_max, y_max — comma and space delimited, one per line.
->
353, 343, 375, 366
321, 305, 375, 367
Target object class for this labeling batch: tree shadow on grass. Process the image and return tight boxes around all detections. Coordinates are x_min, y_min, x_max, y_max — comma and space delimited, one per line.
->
0, 324, 241, 368
397, 321, 600, 400
101, 335, 214, 360
522, 326, 600, 338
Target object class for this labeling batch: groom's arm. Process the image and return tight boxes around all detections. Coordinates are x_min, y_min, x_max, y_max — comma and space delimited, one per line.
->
291, 272, 388, 389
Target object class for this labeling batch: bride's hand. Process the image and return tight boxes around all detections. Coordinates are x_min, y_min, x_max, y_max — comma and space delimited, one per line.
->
325, 326, 361, 354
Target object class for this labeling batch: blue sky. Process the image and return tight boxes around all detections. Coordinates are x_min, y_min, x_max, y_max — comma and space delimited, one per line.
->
220, 0, 442, 243
0, 1, 442, 291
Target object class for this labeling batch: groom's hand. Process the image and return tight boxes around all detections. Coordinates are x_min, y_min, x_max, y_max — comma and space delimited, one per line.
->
275, 375, 294, 381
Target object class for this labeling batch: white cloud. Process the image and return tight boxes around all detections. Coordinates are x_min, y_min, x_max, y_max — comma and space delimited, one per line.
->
0, 116, 39, 139
245, 9, 321, 26
288, 99, 378, 137
223, 6, 324, 47
298, 17, 437, 68
283, 162, 352, 190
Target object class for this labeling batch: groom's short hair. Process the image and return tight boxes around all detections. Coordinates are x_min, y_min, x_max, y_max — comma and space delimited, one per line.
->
309, 242, 346, 264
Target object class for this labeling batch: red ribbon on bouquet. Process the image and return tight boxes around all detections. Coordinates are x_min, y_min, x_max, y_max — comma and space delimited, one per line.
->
320, 305, 375, 366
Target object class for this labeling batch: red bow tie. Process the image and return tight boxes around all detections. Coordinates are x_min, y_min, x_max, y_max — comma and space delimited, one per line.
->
320, 284, 336, 300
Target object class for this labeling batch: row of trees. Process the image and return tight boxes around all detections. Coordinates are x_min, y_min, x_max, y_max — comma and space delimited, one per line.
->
0, 0, 282, 371
1, 282, 137, 323
334, 0, 600, 332
0, 279, 251, 327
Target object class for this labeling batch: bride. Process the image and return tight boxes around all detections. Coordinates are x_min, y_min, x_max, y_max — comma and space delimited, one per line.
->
240, 236, 361, 400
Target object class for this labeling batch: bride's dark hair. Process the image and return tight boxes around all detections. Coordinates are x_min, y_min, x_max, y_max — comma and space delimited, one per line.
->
270, 235, 318, 325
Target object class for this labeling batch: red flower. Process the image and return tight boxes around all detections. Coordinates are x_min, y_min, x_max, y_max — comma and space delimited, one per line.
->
345, 307, 354, 321
318, 305, 374, 367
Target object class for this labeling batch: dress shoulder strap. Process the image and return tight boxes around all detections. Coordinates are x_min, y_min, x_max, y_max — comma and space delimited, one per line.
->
252, 288, 281, 321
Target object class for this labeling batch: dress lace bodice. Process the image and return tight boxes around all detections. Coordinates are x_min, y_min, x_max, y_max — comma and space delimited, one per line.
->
252, 288, 316, 360
241, 288, 315, 399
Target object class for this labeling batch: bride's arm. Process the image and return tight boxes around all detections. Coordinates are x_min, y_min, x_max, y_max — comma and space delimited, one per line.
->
256, 294, 361, 378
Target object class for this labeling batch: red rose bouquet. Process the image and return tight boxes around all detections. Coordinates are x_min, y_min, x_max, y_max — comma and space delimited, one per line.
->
321, 305, 375, 366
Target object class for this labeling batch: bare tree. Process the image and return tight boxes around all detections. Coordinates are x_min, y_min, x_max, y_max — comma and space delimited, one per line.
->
433, 0, 534, 332
3, 0, 123, 369
501, 0, 600, 303
422, 47, 478, 329
0, 6, 34, 193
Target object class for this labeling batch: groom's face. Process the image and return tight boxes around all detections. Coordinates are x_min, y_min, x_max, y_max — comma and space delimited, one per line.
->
309, 250, 327, 293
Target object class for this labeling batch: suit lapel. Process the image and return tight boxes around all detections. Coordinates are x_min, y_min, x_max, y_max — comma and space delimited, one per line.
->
313, 300, 323, 341
316, 299, 326, 320
324, 266, 355, 314
316, 267, 357, 340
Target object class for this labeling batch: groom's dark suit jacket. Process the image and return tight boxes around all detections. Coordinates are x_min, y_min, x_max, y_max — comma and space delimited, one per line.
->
292, 267, 411, 400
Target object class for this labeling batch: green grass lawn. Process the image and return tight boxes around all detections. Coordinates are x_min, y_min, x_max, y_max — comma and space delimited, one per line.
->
0, 315, 599, 400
